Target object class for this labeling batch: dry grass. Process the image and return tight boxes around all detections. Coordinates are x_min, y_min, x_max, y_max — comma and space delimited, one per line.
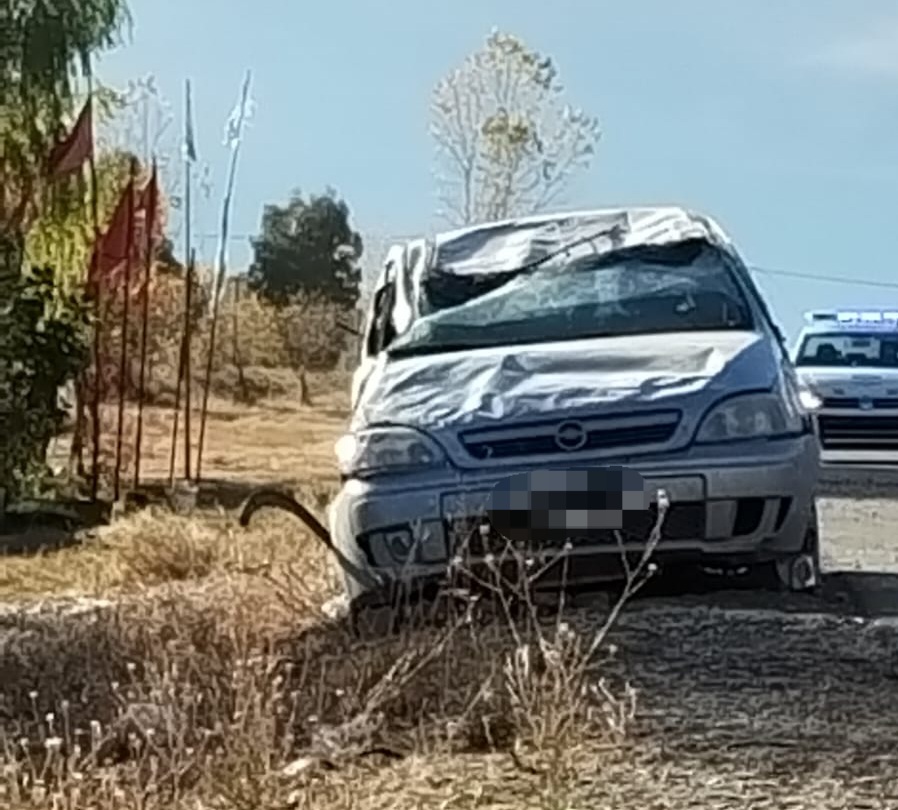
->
0, 370, 666, 808
0, 532, 657, 809
6, 369, 895, 808
5, 370, 347, 601
53, 367, 351, 493
0, 508, 338, 602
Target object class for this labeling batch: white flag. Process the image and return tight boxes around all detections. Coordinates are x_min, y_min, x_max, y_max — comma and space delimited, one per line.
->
223, 70, 253, 150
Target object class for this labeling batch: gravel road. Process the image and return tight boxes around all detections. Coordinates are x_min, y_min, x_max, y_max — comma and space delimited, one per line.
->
307, 486, 898, 809
3, 479, 898, 808
572, 482, 898, 809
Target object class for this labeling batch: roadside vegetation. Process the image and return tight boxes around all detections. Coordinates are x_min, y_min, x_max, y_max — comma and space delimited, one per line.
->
7, 5, 895, 810
0, 447, 662, 808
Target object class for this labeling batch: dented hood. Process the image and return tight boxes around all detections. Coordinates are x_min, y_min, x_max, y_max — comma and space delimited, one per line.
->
352, 329, 776, 433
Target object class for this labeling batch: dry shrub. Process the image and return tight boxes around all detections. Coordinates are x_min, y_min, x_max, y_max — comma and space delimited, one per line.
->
103, 508, 339, 594
147, 281, 352, 406
0, 507, 338, 602
276, 290, 349, 372
0, 581, 293, 807
83, 261, 354, 411
209, 280, 289, 371
0, 494, 667, 809
0, 589, 638, 808
91, 265, 200, 404
107, 510, 224, 584
206, 365, 300, 403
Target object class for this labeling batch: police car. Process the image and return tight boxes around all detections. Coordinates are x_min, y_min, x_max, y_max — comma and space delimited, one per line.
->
793, 309, 898, 456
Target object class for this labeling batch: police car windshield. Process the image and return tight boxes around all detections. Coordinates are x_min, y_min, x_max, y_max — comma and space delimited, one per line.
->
796, 332, 898, 368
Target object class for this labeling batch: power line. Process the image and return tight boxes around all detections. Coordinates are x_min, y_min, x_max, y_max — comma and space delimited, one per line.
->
197, 232, 253, 241
749, 264, 898, 291
188, 232, 898, 291
195, 232, 421, 243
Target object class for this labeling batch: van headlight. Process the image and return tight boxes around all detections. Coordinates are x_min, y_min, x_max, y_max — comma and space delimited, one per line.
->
695, 393, 804, 443
335, 427, 449, 478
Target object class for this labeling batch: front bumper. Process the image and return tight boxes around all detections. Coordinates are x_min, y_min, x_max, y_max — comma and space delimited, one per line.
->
329, 434, 820, 598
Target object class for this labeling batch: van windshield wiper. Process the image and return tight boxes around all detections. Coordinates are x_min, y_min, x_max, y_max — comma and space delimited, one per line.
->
388, 328, 622, 359
388, 341, 488, 359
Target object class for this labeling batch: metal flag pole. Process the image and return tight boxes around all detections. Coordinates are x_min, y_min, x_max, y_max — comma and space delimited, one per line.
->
112, 156, 138, 502
168, 79, 197, 486
133, 160, 158, 489
195, 70, 253, 484
85, 72, 103, 501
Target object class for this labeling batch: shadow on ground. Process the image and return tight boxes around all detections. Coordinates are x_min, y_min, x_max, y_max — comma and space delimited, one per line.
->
819, 463, 898, 499
0, 499, 112, 554
0, 478, 301, 556
626, 564, 898, 618
134, 476, 300, 511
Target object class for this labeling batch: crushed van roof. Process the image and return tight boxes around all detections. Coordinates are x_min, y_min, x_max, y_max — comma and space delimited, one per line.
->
429, 206, 737, 279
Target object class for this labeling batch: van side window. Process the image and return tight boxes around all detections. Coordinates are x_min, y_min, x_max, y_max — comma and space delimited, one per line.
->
366, 280, 397, 356
728, 255, 789, 357
747, 280, 788, 355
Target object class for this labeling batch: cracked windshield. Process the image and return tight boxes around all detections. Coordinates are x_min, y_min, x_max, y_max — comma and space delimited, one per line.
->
2, 1, 898, 808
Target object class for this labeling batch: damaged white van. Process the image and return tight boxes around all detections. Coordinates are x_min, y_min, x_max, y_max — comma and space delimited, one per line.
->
331, 207, 821, 600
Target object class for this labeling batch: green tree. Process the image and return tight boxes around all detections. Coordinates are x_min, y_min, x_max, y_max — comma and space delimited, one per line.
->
247, 189, 363, 310
1, 0, 130, 498
0, 0, 130, 254
430, 29, 601, 226
1, 266, 89, 494
26, 146, 143, 285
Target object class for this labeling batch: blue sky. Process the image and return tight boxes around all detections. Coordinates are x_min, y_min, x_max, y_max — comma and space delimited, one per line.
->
99, 0, 898, 340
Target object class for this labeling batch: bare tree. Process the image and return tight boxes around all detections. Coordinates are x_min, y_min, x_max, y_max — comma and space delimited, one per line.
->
431, 29, 601, 226
276, 291, 346, 406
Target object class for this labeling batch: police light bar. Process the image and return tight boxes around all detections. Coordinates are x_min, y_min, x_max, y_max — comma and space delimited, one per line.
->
804, 309, 898, 328
804, 311, 838, 322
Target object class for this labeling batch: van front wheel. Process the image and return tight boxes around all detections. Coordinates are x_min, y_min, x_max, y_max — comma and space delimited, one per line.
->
764, 501, 822, 593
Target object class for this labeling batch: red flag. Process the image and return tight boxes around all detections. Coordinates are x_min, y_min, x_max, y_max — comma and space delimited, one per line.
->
48, 98, 93, 178
138, 169, 158, 212
133, 160, 159, 488
135, 169, 159, 256
89, 166, 157, 286
89, 178, 136, 283
135, 167, 159, 285
125, 170, 159, 281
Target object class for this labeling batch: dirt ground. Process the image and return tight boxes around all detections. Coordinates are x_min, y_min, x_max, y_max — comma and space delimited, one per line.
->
6, 374, 898, 808
47, 372, 350, 494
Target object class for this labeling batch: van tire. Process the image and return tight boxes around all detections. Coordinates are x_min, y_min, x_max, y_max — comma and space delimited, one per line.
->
764, 500, 822, 593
